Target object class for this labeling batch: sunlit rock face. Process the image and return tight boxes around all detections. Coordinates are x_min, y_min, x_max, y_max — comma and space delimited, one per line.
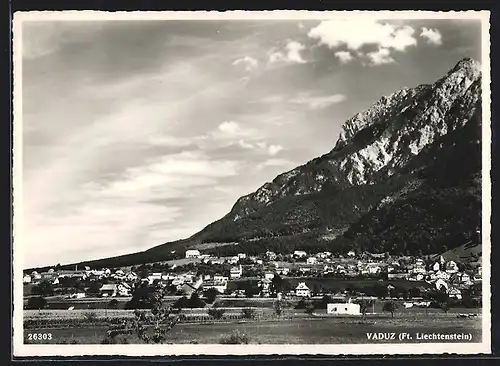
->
228, 58, 481, 220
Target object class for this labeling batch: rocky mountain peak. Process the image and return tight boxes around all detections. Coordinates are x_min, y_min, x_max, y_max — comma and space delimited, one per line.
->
226, 58, 482, 220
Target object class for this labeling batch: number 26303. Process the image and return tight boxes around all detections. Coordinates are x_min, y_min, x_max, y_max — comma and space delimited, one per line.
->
27, 333, 52, 341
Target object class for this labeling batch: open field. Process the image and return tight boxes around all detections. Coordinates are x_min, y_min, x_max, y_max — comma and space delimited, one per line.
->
24, 314, 482, 344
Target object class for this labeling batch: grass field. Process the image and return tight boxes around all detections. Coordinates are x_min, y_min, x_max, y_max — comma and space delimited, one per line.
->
24, 312, 481, 345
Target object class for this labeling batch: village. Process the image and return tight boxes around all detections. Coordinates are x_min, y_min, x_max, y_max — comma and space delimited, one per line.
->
23, 247, 482, 316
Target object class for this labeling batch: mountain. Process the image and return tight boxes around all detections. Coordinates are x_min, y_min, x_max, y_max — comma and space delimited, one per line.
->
39, 58, 483, 270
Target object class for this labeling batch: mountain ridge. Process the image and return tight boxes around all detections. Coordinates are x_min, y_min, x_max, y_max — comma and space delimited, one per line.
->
27, 57, 483, 271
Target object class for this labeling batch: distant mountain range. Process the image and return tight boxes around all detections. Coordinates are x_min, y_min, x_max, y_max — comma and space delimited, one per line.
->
32, 58, 483, 271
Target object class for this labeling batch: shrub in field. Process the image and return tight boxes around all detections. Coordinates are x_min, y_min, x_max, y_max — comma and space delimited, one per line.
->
219, 330, 250, 344
203, 288, 219, 304
295, 298, 306, 309
241, 308, 256, 319
305, 303, 315, 315
26, 296, 46, 310
208, 307, 225, 320
382, 301, 399, 318
105, 288, 181, 344
83, 311, 98, 321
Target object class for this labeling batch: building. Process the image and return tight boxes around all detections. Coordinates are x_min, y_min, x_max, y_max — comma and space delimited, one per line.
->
202, 281, 227, 294
258, 278, 272, 294
445, 260, 459, 274
347, 251, 356, 257
237, 253, 247, 259
435, 278, 449, 292
277, 267, 290, 275
266, 251, 277, 260
23, 274, 31, 284
295, 282, 311, 297
213, 274, 228, 284
230, 265, 243, 279
432, 262, 441, 271
448, 287, 462, 299
185, 249, 201, 259
306, 257, 318, 265
264, 272, 275, 280
327, 302, 361, 315
117, 283, 132, 296
180, 276, 203, 297
294, 250, 307, 258
99, 284, 118, 297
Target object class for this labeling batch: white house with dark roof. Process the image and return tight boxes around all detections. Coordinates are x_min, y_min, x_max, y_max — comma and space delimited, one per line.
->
295, 282, 311, 297
230, 265, 243, 279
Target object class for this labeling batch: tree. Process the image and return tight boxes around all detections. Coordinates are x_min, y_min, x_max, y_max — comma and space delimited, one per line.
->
188, 293, 205, 308
274, 299, 286, 317
305, 303, 315, 315
125, 283, 156, 309
440, 299, 451, 315
204, 288, 219, 304
208, 306, 225, 320
241, 307, 256, 319
33, 280, 54, 297
358, 299, 371, 318
87, 281, 102, 295
382, 301, 399, 318
105, 287, 180, 344
27, 296, 46, 310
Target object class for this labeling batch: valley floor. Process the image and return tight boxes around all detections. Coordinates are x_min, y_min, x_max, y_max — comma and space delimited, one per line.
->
23, 309, 482, 345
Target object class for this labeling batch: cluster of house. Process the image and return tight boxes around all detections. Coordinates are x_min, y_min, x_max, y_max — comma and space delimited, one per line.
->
24, 247, 481, 302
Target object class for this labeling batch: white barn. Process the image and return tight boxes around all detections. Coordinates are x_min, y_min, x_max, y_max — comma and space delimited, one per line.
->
327, 302, 361, 315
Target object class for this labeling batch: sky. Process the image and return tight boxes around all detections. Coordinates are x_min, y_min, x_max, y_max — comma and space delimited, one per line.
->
19, 17, 482, 268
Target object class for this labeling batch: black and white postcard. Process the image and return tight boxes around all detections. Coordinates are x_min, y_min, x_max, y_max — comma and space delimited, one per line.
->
12, 10, 492, 356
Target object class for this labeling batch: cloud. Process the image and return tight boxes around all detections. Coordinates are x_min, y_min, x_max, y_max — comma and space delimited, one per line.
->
308, 20, 417, 51
420, 27, 443, 46
308, 20, 417, 66
218, 121, 241, 135
232, 56, 259, 71
268, 144, 283, 156
366, 48, 395, 66
334, 51, 354, 64
289, 92, 347, 109
268, 41, 307, 64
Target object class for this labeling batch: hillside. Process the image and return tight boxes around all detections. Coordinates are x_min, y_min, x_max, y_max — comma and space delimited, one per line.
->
34, 57, 484, 271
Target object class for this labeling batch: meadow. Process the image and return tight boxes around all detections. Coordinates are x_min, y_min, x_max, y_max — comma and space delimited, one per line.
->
23, 308, 482, 345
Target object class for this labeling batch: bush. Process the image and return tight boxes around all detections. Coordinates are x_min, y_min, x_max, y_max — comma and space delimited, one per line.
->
208, 307, 225, 320
82, 311, 98, 321
219, 330, 250, 344
204, 288, 219, 304
241, 308, 256, 319
27, 296, 46, 310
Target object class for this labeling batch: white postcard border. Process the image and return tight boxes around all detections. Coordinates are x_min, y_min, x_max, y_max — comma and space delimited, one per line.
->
12, 10, 492, 357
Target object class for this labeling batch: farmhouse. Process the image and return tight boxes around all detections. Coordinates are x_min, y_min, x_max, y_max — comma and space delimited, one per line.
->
99, 284, 118, 297
327, 301, 361, 315
294, 250, 307, 258
306, 257, 318, 265
264, 272, 275, 280
23, 274, 31, 283
230, 265, 243, 279
295, 282, 311, 297
185, 249, 201, 259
